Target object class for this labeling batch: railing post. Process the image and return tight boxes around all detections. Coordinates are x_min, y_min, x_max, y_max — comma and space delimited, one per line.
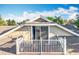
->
16, 37, 19, 55
64, 37, 66, 55
48, 26, 50, 44
31, 26, 33, 44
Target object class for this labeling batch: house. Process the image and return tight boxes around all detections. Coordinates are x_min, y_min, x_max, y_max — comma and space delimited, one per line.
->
0, 15, 79, 55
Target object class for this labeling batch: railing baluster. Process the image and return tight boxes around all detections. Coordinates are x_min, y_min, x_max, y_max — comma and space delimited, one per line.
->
16, 38, 64, 55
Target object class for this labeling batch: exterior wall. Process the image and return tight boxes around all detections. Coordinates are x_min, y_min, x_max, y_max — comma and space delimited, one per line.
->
66, 36, 79, 45
15, 26, 31, 42
49, 26, 73, 39
66, 36, 79, 54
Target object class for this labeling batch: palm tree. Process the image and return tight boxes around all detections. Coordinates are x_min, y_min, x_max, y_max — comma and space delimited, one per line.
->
47, 16, 64, 24
74, 14, 79, 28
47, 17, 54, 21
54, 16, 64, 24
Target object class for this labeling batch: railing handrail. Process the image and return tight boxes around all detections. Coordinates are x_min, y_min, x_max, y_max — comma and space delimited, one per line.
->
16, 38, 63, 43
31, 39, 60, 41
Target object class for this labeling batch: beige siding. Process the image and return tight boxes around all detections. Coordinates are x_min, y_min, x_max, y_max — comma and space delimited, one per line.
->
14, 26, 31, 42
49, 26, 73, 37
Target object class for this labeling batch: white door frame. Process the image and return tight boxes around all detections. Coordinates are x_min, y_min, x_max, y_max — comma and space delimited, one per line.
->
31, 26, 49, 40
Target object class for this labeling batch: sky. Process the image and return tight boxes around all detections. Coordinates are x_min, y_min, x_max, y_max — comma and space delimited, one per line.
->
0, 4, 79, 22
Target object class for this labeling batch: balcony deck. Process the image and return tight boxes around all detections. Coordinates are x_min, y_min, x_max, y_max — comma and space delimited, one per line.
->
16, 37, 64, 55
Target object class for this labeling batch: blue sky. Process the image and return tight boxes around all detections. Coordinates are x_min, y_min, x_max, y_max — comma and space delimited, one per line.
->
0, 4, 79, 22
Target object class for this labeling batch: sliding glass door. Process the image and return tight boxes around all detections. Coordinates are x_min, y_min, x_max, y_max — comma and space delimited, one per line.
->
32, 26, 48, 40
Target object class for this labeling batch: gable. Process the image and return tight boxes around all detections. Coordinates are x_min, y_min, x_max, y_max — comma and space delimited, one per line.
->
27, 15, 52, 23
33, 18, 48, 22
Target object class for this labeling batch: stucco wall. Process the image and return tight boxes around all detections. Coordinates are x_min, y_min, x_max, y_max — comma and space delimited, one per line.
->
49, 26, 73, 38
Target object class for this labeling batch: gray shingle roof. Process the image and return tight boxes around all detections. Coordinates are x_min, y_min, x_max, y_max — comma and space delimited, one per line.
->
0, 26, 16, 35
61, 24, 79, 34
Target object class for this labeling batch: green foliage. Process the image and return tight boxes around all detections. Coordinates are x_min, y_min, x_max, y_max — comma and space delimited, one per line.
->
0, 16, 7, 26
74, 14, 79, 28
47, 17, 54, 21
6, 19, 11, 25
58, 19, 64, 24
6, 19, 16, 26
47, 16, 64, 24
18, 19, 30, 25
74, 19, 79, 28
11, 20, 16, 25
0, 15, 17, 26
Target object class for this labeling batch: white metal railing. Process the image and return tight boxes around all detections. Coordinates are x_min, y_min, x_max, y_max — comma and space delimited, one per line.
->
16, 36, 24, 54
16, 38, 65, 55
58, 37, 64, 49
17, 37, 24, 44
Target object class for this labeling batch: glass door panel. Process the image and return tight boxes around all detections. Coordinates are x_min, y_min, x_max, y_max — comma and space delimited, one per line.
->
35, 26, 41, 40
32, 26, 48, 40
41, 26, 48, 40
32, 26, 41, 40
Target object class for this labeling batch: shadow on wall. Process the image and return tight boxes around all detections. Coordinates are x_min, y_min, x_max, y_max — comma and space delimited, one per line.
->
67, 36, 79, 53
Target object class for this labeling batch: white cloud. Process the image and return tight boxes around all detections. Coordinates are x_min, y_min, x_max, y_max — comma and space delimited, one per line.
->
68, 12, 78, 20
57, 8, 69, 14
3, 6, 79, 22
69, 6, 78, 11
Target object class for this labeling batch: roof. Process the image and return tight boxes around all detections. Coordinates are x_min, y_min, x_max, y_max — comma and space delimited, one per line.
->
0, 25, 24, 39
0, 16, 79, 39
56, 24, 79, 36
62, 24, 79, 34
0, 26, 16, 35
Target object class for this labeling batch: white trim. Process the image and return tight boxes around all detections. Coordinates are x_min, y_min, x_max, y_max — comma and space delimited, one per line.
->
40, 27, 42, 54
24, 23, 57, 26
16, 37, 20, 55
31, 26, 33, 43
27, 15, 52, 23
